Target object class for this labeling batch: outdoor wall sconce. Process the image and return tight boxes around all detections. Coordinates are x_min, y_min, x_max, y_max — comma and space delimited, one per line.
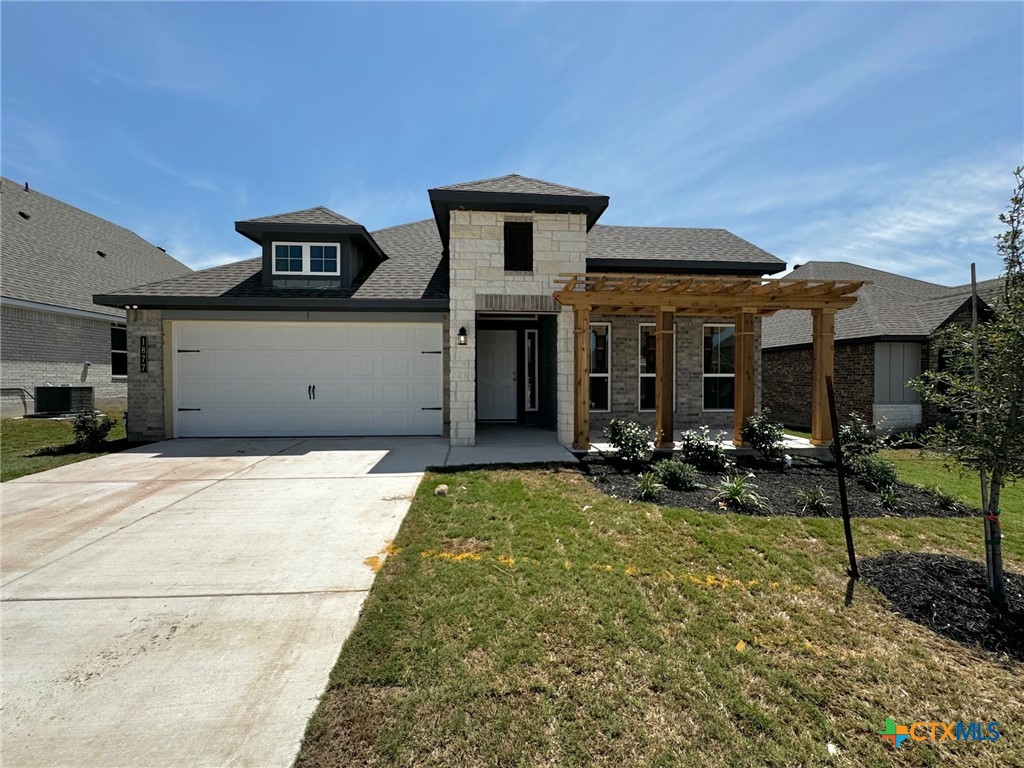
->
457, 326, 468, 346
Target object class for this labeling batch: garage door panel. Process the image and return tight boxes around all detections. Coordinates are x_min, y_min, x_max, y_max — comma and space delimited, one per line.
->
174, 322, 443, 437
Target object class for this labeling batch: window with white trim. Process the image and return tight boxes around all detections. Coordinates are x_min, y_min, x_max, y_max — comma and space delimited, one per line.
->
703, 324, 735, 410
272, 242, 340, 275
589, 323, 610, 412
110, 325, 127, 377
638, 323, 675, 412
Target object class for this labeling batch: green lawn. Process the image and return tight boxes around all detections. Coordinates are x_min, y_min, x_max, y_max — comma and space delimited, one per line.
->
881, 449, 1022, 512
1, 414, 135, 481
297, 463, 1024, 767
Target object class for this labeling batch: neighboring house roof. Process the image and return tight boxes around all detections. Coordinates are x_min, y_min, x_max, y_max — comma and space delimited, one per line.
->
433, 174, 605, 198
95, 219, 448, 310
762, 261, 994, 350
239, 206, 360, 226
587, 225, 784, 273
0, 177, 192, 319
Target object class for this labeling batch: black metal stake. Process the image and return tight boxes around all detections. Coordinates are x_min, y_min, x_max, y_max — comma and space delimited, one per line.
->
826, 375, 859, 580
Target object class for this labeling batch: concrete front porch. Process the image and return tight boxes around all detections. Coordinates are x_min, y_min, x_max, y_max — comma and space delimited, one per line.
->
445, 423, 577, 466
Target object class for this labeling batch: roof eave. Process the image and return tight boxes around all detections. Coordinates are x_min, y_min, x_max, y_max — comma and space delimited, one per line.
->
233, 221, 388, 261
93, 294, 448, 312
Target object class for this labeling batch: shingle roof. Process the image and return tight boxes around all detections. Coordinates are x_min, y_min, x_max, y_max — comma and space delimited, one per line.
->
762, 261, 992, 349
588, 225, 784, 267
0, 177, 192, 318
433, 174, 605, 198
98, 219, 447, 304
240, 206, 360, 226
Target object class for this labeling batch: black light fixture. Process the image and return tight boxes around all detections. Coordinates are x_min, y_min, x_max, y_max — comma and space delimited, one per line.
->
457, 326, 468, 346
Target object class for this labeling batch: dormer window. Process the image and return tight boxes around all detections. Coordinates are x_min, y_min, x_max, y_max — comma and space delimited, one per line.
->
272, 242, 340, 275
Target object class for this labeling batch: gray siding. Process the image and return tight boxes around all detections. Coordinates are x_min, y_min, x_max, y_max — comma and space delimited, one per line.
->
874, 342, 921, 404
1, 303, 126, 416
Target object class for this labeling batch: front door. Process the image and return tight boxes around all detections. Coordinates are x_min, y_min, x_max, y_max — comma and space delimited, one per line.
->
477, 329, 517, 420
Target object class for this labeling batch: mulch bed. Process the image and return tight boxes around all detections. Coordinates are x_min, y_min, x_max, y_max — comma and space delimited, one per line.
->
861, 552, 1024, 661
579, 453, 976, 518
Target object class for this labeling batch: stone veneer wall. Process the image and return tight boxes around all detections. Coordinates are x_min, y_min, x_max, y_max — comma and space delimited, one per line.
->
1, 303, 127, 417
762, 341, 874, 431
448, 210, 587, 446
587, 314, 761, 438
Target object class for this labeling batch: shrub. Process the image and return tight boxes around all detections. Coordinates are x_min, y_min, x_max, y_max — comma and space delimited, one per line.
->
654, 459, 700, 491
712, 473, 770, 512
928, 484, 960, 511
830, 413, 881, 464
677, 426, 730, 473
741, 411, 786, 466
851, 455, 899, 492
877, 487, 903, 513
634, 472, 665, 502
796, 486, 832, 515
72, 412, 116, 449
604, 419, 651, 464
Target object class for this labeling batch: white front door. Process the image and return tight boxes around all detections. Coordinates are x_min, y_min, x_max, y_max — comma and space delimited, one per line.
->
172, 321, 443, 437
477, 330, 517, 420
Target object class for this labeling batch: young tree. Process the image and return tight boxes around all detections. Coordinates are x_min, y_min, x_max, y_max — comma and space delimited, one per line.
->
913, 166, 1024, 612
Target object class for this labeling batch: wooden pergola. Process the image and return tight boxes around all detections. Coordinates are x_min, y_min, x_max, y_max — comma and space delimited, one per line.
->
552, 273, 865, 450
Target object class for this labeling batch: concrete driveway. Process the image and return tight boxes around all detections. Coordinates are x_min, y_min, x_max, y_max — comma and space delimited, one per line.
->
1, 436, 449, 768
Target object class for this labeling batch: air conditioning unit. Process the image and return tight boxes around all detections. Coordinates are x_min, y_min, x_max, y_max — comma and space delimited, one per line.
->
34, 386, 95, 414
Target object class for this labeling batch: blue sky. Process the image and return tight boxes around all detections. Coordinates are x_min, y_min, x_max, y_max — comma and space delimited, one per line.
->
3, 1, 1021, 283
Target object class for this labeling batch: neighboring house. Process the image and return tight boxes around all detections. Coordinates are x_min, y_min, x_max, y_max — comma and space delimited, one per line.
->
762, 261, 997, 433
1, 178, 192, 417
95, 174, 862, 448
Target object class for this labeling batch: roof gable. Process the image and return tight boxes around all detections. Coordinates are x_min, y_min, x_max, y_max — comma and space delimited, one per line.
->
433, 174, 605, 198
240, 206, 360, 226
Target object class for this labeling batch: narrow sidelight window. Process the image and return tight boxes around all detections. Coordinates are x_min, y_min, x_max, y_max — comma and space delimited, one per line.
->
111, 326, 128, 377
524, 329, 539, 411
590, 323, 610, 412
703, 324, 735, 410
504, 221, 533, 271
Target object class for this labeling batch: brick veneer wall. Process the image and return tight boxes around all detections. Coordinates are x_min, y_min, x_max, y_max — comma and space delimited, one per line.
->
1, 303, 126, 417
587, 314, 761, 439
125, 308, 165, 441
762, 341, 874, 431
921, 302, 975, 428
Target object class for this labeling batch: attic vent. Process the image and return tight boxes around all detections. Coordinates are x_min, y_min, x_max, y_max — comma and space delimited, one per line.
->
96, 250, 107, 258
18, 211, 30, 219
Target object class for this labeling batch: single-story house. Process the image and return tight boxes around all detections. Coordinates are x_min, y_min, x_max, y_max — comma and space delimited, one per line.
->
1, 177, 192, 417
95, 174, 863, 448
762, 261, 997, 433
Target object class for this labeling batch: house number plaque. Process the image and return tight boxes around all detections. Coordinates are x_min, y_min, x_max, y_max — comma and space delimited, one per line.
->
140, 336, 148, 373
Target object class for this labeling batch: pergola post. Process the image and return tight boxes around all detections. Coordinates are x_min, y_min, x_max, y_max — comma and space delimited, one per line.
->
810, 308, 836, 445
573, 305, 591, 450
655, 307, 675, 450
732, 310, 756, 446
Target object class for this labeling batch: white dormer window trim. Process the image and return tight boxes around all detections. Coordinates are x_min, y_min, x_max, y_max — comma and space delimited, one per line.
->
272, 241, 341, 276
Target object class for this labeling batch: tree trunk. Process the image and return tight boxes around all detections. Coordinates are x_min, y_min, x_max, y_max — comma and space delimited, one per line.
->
986, 470, 1008, 612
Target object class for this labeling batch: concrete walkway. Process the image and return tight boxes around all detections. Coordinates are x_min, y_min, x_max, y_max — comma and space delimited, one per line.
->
1, 437, 449, 768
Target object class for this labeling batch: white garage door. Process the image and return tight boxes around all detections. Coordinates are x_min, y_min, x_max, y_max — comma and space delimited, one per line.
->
173, 321, 443, 437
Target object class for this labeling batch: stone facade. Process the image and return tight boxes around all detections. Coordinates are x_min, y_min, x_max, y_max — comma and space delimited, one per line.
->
1, 303, 126, 417
125, 309, 166, 441
587, 313, 760, 438
762, 341, 874, 430
448, 210, 587, 446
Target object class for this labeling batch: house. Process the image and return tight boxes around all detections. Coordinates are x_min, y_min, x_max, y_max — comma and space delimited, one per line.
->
1, 178, 192, 417
94, 174, 863, 448
762, 261, 997, 434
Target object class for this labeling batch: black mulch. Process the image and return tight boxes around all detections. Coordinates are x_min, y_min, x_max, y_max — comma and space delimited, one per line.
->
861, 552, 1024, 662
579, 454, 976, 518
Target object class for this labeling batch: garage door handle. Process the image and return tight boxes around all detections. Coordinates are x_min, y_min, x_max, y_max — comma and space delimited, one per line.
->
307, 385, 312, 400
177, 408, 201, 412
312, 385, 316, 400
421, 407, 442, 411
421, 350, 442, 354
178, 349, 201, 353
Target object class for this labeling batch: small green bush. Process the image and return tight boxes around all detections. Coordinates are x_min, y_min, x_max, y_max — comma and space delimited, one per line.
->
851, 455, 899, 491
604, 419, 651, 464
712, 473, 770, 512
928, 484, 960, 511
654, 459, 700, 491
796, 486, 832, 515
741, 411, 787, 466
634, 472, 665, 501
677, 426, 730, 473
876, 487, 903, 512
72, 412, 116, 449
831, 413, 881, 464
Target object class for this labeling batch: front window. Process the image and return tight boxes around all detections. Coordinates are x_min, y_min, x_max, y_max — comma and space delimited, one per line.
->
273, 242, 340, 275
590, 323, 610, 411
111, 326, 127, 377
503, 221, 533, 271
638, 324, 657, 411
703, 324, 735, 410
